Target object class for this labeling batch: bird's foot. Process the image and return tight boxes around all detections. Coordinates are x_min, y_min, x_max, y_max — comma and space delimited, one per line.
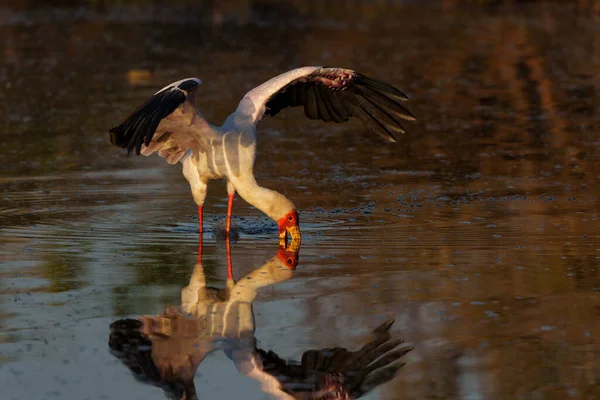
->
214, 219, 240, 241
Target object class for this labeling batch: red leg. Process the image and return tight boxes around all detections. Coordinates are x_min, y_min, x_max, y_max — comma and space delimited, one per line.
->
226, 193, 234, 235
226, 236, 233, 280
197, 231, 203, 264
197, 206, 203, 233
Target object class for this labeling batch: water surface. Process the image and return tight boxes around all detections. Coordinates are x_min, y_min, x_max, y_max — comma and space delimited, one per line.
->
1, 2, 599, 399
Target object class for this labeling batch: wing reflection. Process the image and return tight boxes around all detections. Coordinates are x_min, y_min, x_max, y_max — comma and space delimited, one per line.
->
108, 241, 411, 399
252, 319, 413, 400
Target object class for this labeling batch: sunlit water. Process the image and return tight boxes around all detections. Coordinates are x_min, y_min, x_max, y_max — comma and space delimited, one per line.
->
1, 2, 599, 399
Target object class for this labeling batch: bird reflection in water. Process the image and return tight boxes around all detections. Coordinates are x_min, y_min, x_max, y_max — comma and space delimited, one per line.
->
108, 239, 412, 400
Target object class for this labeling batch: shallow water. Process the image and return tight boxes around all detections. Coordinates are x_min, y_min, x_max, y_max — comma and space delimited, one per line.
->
1, 2, 599, 399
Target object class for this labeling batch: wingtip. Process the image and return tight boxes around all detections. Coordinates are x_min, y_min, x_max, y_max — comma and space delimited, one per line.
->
155, 77, 202, 94
358, 75, 411, 102
388, 128, 402, 142
177, 77, 202, 91
109, 128, 117, 145
374, 318, 395, 333
401, 109, 417, 121
397, 92, 410, 102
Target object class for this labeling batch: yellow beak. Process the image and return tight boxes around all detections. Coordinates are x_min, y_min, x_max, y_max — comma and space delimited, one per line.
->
287, 225, 301, 242
279, 225, 302, 248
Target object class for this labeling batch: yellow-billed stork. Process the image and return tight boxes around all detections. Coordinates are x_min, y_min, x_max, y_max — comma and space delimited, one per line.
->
109, 67, 415, 244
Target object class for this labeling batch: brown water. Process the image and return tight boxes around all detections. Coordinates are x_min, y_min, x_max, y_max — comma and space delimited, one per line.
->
1, 2, 599, 399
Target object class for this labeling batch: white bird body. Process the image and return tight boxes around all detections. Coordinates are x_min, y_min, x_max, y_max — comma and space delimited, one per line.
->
110, 66, 415, 242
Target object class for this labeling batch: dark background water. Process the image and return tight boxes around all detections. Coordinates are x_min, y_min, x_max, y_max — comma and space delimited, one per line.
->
1, 1, 599, 399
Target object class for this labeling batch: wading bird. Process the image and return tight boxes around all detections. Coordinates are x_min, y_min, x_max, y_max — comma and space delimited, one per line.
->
110, 67, 414, 244
109, 242, 412, 400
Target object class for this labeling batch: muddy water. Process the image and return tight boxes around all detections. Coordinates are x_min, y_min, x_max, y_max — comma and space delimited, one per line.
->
1, 2, 599, 400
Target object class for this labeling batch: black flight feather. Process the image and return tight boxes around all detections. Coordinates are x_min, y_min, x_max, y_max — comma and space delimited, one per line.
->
325, 88, 351, 120
313, 86, 333, 122
108, 318, 198, 400
354, 83, 415, 122
261, 68, 414, 141
255, 318, 412, 398
109, 79, 200, 156
292, 84, 303, 107
357, 75, 410, 102
349, 89, 405, 135
177, 79, 200, 91
304, 85, 319, 120
110, 89, 185, 155
319, 87, 346, 123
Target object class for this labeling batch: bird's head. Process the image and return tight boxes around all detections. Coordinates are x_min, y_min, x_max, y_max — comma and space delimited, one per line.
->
277, 210, 301, 246
277, 243, 300, 269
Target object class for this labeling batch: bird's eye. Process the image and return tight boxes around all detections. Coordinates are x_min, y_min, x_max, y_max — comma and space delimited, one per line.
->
287, 215, 294, 222
287, 258, 294, 265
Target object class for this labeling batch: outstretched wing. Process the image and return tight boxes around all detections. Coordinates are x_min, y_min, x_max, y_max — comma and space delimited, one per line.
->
109, 317, 204, 400
109, 77, 210, 164
257, 319, 413, 398
237, 66, 415, 142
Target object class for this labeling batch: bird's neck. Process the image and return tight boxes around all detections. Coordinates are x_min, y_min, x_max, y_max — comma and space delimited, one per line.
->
234, 178, 296, 223
229, 257, 293, 303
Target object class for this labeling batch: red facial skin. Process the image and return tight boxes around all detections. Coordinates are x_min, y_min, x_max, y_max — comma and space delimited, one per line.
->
277, 210, 299, 237
277, 246, 299, 269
